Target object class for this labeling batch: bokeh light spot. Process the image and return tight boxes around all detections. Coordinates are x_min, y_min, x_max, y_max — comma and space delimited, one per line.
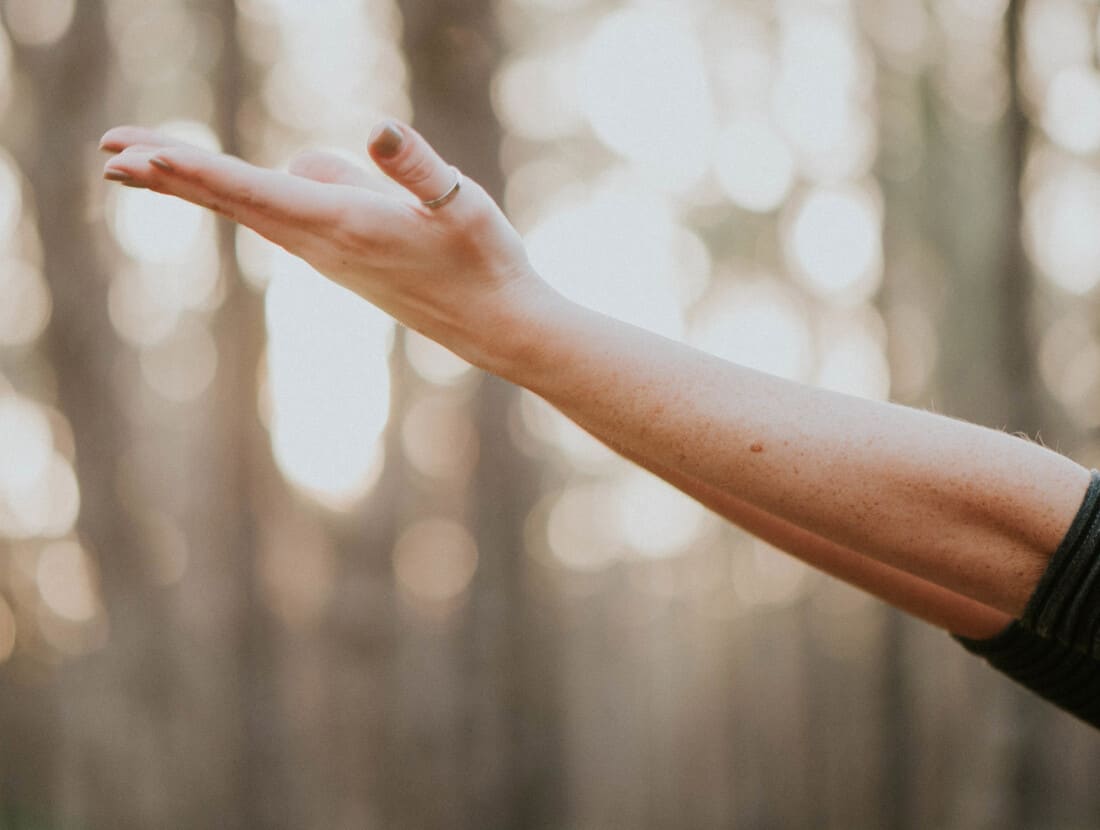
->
0, 148, 22, 245
1025, 161, 1100, 294
0, 594, 15, 664
786, 186, 882, 301
545, 483, 622, 572
401, 394, 479, 481
36, 539, 98, 622
139, 316, 219, 402
113, 186, 209, 265
3, 0, 75, 47
1042, 65, 1100, 154
691, 281, 812, 382
0, 259, 51, 346
404, 329, 474, 386
614, 469, 708, 559
715, 114, 796, 213
578, 9, 713, 190
265, 252, 393, 508
0, 395, 53, 494
525, 179, 685, 339
393, 518, 479, 606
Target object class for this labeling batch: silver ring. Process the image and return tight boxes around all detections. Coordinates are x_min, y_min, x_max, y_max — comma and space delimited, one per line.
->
421, 166, 462, 209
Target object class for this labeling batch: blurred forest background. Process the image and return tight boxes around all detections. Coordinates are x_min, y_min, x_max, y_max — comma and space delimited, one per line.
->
0, 0, 1099, 827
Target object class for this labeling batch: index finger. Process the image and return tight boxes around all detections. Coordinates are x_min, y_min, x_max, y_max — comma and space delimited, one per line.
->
99, 125, 193, 154
107, 144, 381, 233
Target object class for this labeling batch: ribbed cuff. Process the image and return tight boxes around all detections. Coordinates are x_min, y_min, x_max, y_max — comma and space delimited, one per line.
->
955, 622, 1100, 729
1018, 470, 1100, 658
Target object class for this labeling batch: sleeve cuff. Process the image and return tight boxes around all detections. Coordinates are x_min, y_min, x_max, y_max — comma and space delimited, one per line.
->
954, 622, 1100, 729
1018, 469, 1100, 658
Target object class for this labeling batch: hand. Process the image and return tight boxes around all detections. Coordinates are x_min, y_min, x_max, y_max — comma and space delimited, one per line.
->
100, 120, 548, 367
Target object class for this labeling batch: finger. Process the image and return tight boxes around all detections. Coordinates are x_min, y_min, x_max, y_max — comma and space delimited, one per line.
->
367, 119, 460, 207
100, 126, 196, 154
287, 150, 372, 188
105, 145, 353, 230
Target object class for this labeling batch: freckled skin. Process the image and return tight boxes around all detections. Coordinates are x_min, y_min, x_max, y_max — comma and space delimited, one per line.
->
100, 120, 1093, 635
499, 296, 1092, 619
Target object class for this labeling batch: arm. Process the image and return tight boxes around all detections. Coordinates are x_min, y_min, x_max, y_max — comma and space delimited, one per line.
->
583, 423, 1012, 639
492, 295, 1090, 617
100, 120, 1091, 619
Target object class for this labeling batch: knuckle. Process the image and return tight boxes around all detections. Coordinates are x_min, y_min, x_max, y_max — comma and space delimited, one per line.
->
394, 151, 436, 188
444, 204, 497, 260
451, 191, 496, 233
333, 204, 379, 250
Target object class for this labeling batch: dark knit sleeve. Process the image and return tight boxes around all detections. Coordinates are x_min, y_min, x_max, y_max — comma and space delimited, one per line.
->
953, 469, 1100, 729
955, 621, 1100, 729
1018, 469, 1100, 657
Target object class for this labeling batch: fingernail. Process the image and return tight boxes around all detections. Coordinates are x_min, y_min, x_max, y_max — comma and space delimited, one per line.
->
149, 155, 174, 172
370, 121, 404, 159
104, 169, 133, 183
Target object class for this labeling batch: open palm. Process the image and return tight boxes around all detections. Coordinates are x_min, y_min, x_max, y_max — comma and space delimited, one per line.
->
101, 120, 545, 365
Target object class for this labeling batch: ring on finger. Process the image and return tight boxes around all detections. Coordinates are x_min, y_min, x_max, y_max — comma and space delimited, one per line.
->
421, 166, 462, 210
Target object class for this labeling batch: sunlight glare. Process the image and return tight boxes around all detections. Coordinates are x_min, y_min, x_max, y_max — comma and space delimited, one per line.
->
1042, 66, 1100, 155
786, 186, 882, 302
494, 49, 584, 141
3, 453, 80, 539
578, 9, 713, 190
114, 186, 209, 264
1025, 162, 1100, 295
714, 113, 796, 213
773, 11, 875, 182
691, 281, 812, 382
0, 395, 53, 495
614, 468, 708, 559
524, 178, 685, 339
815, 328, 891, 400
1022, 0, 1092, 101
518, 391, 617, 471
265, 252, 393, 508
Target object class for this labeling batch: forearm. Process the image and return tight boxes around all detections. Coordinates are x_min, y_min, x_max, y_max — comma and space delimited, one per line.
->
487, 285, 1091, 616
583, 422, 1010, 638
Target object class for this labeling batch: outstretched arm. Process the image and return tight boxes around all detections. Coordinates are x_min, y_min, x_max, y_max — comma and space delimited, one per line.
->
100, 121, 1091, 620
584, 423, 1012, 639
495, 295, 1089, 616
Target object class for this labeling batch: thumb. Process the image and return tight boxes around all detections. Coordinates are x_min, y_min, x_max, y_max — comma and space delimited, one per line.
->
368, 120, 458, 206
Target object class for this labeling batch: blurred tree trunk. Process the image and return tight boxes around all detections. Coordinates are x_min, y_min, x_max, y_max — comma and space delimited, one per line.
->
6, 2, 150, 827
206, 0, 288, 826
870, 1, 1063, 827
4, 2, 283, 827
393, 1, 564, 827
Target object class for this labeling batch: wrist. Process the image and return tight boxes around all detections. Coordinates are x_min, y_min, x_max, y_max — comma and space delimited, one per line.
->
458, 272, 575, 385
